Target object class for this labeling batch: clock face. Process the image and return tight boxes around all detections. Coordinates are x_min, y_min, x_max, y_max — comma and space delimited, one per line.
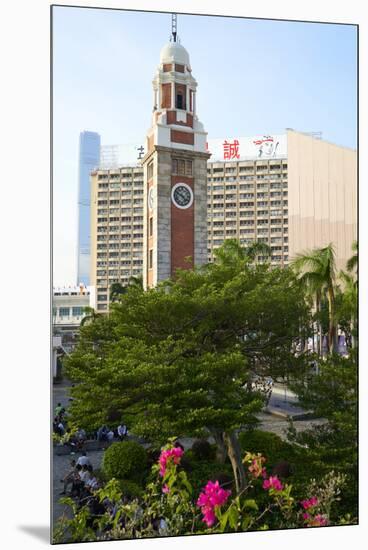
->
171, 183, 193, 209
148, 187, 154, 210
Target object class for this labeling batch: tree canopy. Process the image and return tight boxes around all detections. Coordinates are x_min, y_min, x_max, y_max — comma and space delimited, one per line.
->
65, 240, 309, 491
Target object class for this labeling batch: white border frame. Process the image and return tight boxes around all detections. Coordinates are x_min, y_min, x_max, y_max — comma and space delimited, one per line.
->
2, 1, 366, 549
171, 182, 194, 209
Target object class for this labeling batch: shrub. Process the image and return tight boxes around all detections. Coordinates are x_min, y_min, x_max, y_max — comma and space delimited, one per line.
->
93, 468, 108, 483
191, 439, 214, 461
118, 479, 143, 499
146, 447, 161, 467
239, 430, 295, 467
186, 460, 234, 495
102, 441, 147, 482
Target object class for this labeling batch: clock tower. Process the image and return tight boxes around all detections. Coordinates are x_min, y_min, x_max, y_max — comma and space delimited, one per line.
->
142, 22, 210, 289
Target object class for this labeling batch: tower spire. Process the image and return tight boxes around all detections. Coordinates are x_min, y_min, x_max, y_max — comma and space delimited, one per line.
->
171, 13, 177, 42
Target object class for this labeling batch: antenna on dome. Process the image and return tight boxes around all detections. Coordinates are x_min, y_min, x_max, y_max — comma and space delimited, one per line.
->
171, 13, 177, 42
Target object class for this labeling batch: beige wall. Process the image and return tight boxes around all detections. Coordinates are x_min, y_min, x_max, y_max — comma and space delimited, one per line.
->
287, 130, 357, 272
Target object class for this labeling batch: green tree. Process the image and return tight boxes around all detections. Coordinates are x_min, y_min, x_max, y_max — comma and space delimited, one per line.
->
110, 282, 126, 303
80, 306, 100, 327
65, 241, 308, 493
336, 270, 357, 349
291, 244, 337, 354
110, 276, 143, 302
346, 240, 358, 274
287, 351, 358, 517
213, 238, 270, 268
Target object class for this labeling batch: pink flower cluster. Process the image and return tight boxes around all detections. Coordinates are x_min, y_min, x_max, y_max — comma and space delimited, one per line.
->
303, 513, 329, 527
301, 497, 318, 510
262, 476, 283, 492
300, 496, 328, 526
197, 480, 231, 527
159, 446, 184, 477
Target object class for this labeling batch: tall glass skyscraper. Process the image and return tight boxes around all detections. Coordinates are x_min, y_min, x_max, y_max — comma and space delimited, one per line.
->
77, 131, 101, 285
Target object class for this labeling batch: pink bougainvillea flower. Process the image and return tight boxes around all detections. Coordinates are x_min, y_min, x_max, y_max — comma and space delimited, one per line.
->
262, 476, 283, 491
301, 497, 319, 510
202, 507, 217, 527
197, 480, 231, 527
310, 514, 329, 527
303, 511, 328, 528
162, 484, 170, 494
158, 447, 184, 477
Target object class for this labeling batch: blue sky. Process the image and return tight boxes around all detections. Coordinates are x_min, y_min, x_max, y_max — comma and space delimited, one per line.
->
52, 5, 357, 285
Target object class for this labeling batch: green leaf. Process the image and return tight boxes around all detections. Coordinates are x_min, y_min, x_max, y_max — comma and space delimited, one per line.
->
243, 499, 258, 511
242, 515, 253, 531
228, 505, 239, 529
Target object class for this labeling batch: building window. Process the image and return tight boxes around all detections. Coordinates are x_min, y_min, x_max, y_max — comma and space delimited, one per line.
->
59, 307, 70, 317
172, 158, 192, 176
176, 93, 184, 109
72, 307, 83, 316
149, 217, 153, 236
178, 159, 185, 175
149, 249, 153, 269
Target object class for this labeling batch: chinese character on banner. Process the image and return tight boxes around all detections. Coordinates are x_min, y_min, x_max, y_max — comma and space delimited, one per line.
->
223, 139, 240, 160
137, 145, 145, 160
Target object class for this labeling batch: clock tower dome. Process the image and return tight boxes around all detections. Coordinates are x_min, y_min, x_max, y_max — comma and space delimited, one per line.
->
142, 18, 210, 288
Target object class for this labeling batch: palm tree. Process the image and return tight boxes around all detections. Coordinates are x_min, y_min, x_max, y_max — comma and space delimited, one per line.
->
291, 244, 337, 354
110, 282, 126, 302
80, 306, 100, 326
346, 240, 358, 274
213, 238, 271, 267
244, 240, 272, 263
337, 270, 358, 349
110, 276, 143, 302
127, 275, 143, 290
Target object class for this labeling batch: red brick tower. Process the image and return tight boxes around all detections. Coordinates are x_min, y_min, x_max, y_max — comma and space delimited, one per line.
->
142, 23, 210, 289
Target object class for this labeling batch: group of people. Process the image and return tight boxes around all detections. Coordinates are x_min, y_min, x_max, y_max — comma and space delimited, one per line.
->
53, 402, 67, 436
53, 400, 129, 450
58, 439, 183, 538
60, 453, 169, 536
97, 424, 128, 443
60, 452, 99, 500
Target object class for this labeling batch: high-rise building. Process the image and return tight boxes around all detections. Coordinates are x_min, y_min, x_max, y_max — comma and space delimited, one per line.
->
207, 134, 289, 266
89, 129, 356, 312
206, 130, 356, 273
142, 35, 210, 288
77, 131, 101, 286
90, 166, 144, 311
